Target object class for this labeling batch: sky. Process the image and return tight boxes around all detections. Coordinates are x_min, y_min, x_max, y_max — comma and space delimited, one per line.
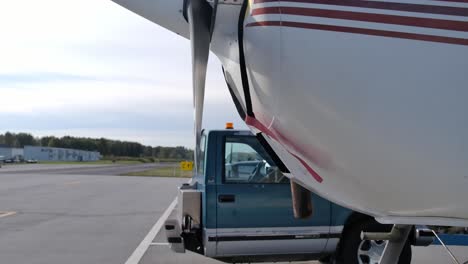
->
0, 0, 246, 147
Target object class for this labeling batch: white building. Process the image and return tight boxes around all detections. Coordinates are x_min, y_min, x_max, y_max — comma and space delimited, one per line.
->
23, 146, 101, 162
0, 147, 24, 161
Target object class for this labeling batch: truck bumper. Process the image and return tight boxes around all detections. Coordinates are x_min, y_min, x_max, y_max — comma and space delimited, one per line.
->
164, 219, 185, 253
165, 183, 203, 254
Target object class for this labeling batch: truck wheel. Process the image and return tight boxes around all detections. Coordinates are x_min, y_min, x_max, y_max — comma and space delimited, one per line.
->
339, 218, 411, 264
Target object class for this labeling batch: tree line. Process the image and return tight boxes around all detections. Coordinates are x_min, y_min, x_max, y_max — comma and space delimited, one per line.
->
0, 132, 193, 160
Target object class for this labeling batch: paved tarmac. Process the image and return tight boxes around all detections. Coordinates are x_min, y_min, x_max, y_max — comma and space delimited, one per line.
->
0, 165, 466, 264
0, 168, 185, 264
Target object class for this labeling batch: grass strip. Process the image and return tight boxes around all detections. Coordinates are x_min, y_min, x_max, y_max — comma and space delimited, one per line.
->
122, 166, 193, 178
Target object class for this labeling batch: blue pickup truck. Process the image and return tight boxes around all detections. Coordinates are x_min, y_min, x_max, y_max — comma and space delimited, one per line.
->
165, 129, 433, 263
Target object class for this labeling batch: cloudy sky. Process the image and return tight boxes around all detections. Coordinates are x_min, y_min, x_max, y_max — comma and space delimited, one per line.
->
0, 0, 246, 147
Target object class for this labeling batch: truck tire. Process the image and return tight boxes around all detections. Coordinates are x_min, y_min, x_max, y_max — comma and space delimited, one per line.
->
338, 218, 412, 264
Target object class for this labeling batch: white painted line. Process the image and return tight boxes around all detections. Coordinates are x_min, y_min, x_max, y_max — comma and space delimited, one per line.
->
0, 211, 16, 218
149, 242, 170, 246
124, 198, 177, 264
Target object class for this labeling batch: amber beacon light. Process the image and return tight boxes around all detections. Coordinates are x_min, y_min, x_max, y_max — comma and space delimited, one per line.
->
225, 122, 234, 129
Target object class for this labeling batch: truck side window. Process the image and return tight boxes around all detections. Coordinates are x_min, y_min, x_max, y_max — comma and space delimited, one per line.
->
198, 134, 206, 176
224, 136, 288, 184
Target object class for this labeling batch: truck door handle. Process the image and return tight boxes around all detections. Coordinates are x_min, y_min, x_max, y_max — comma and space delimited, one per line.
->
218, 194, 235, 203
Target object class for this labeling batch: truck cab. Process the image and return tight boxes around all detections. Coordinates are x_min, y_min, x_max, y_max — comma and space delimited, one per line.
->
165, 129, 432, 263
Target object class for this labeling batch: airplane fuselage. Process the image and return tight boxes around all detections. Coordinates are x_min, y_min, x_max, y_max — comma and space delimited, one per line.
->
111, 0, 468, 226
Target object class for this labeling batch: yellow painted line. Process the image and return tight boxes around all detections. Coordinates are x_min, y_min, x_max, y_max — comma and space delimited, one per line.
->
0, 211, 16, 218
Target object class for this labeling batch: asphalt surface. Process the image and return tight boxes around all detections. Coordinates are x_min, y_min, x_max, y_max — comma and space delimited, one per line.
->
0, 164, 466, 264
0, 165, 186, 264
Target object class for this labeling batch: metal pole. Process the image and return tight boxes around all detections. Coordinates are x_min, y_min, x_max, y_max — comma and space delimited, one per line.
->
432, 230, 461, 264
379, 224, 412, 264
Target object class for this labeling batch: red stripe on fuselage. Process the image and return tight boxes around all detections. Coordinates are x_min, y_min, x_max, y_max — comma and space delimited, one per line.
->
246, 21, 468, 46
244, 116, 276, 140
252, 7, 468, 32
290, 153, 324, 183
244, 116, 324, 183
253, 0, 468, 17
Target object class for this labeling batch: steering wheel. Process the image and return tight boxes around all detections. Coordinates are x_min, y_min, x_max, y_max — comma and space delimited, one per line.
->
247, 161, 266, 183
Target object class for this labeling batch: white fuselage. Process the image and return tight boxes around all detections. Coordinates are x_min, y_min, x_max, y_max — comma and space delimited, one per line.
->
111, 0, 468, 226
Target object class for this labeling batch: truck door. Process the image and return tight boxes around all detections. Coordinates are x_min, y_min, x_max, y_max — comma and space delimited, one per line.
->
214, 135, 332, 258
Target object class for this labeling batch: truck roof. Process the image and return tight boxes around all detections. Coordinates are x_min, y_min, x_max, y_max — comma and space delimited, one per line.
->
205, 129, 252, 135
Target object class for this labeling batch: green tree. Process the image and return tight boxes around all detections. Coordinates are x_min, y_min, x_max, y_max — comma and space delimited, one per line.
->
16, 133, 35, 147
4, 132, 14, 147
47, 137, 61, 148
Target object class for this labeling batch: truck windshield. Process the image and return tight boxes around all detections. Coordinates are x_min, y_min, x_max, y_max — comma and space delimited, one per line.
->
224, 136, 288, 184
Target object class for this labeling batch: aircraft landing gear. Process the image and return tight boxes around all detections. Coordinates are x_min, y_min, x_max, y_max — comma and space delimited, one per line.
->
361, 224, 412, 264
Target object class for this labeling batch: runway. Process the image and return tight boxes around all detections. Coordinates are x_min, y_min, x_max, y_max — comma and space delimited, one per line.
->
0, 162, 175, 175
0, 165, 466, 264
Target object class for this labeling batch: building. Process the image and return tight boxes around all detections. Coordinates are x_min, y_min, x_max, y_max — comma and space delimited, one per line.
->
0, 147, 24, 161
23, 146, 101, 162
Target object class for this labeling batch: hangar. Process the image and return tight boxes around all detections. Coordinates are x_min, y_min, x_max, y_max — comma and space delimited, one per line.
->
23, 146, 101, 162
0, 146, 24, 161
